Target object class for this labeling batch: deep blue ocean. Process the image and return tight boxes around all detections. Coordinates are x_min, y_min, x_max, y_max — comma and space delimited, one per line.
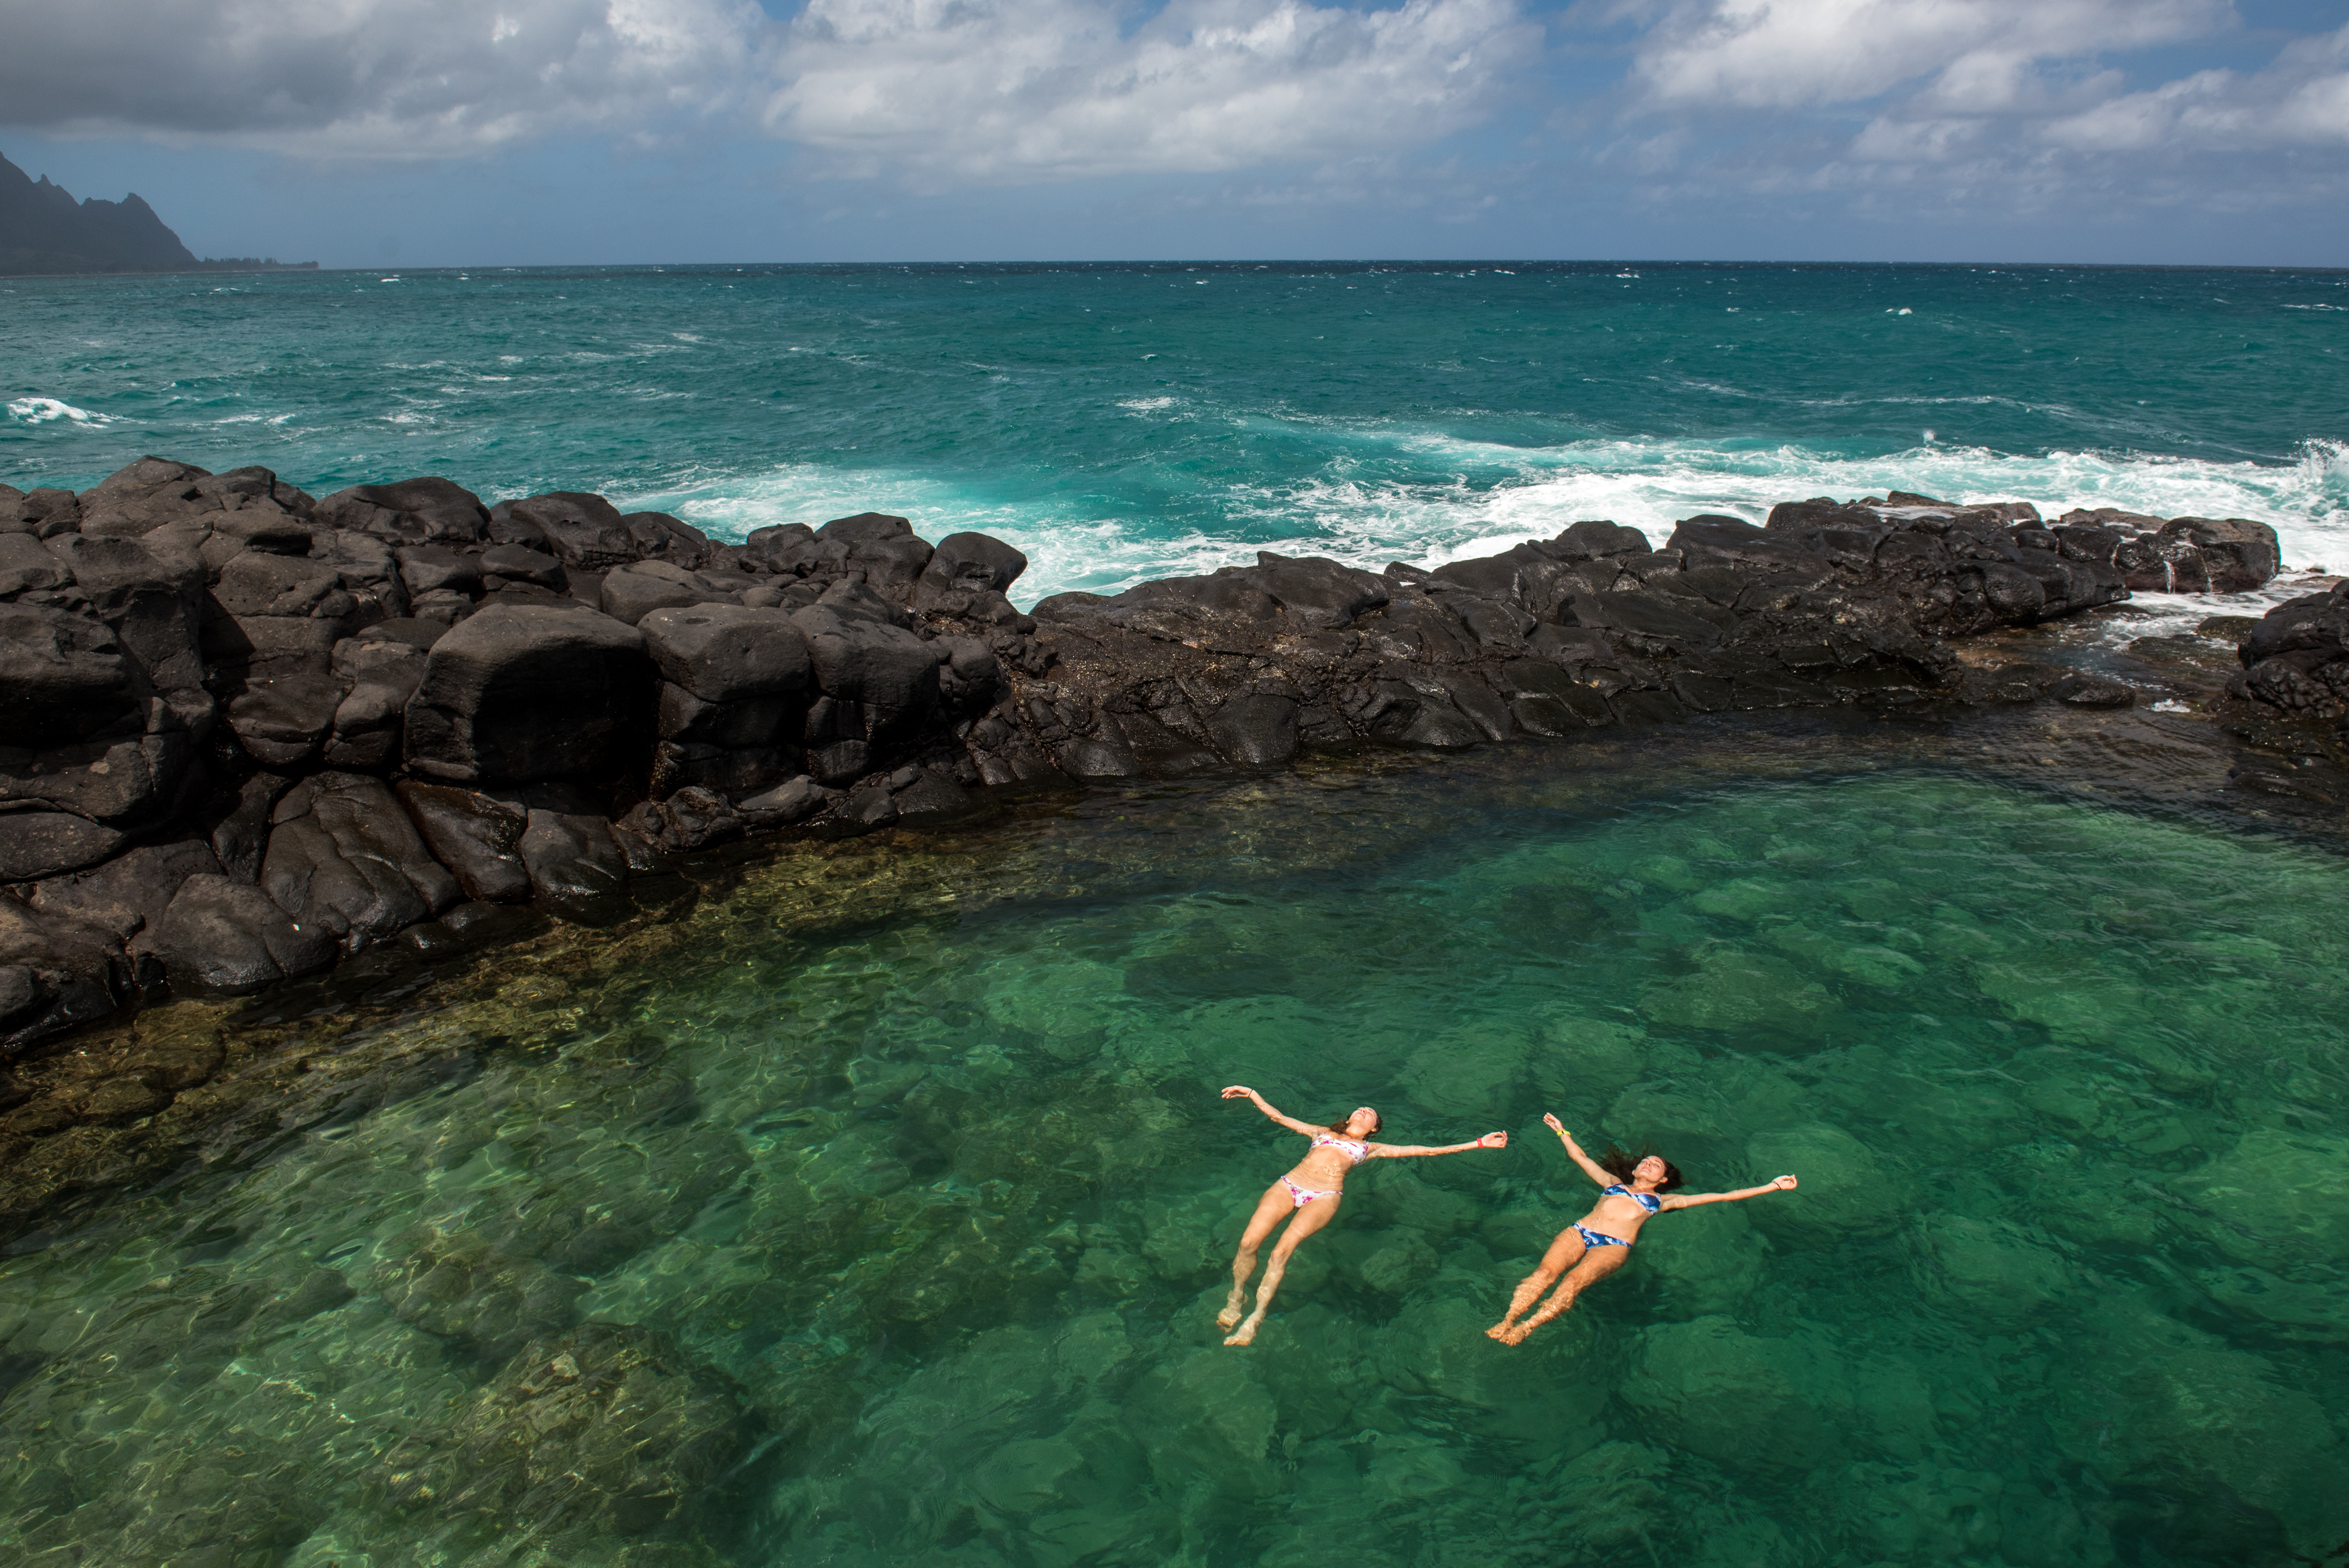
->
6, 261, 2346, 599
5, 265, 2349, 1568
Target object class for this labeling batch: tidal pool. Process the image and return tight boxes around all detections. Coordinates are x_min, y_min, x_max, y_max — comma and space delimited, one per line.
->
3, 737, 2345, 1568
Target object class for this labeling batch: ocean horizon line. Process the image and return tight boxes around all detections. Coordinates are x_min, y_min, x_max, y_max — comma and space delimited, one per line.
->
8, 256, 2349, 279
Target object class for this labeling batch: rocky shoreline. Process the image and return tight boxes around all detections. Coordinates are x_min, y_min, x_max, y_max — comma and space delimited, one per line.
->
0, 455, 2320, 1073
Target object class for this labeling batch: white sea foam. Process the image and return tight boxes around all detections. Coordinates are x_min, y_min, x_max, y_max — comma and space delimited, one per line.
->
627, 434, 2349, 608
7, 397, 108, 426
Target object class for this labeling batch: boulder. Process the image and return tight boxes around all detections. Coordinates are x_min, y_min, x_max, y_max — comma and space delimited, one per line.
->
211, 508, 312, 555
602, 561, 723, 626
0, 730, 193, 827
0, 604, 138, 743
1207, 692, 1301, 767
313, 476, 492, 545
145, 872, 337, 994
792, 593, 941, 730
0, 533, 74, 596
322, 683, 407, 770
480, 543, 566, 591
6, 486, 83, 538
735, 775, 825, 827
0, 810, 127, 880
46, 533, 206, 689
323, 624, 438, 771
910, 530, 1029, 612
259, 774, 461, 954
891, 766, 977, 824
29, 839, 223, 945
74, 456, 211, 537
203, 612, 342, 681
638, 603, 811, 702
227, 674, 344, 768
516, 786, 630, 917
624, 786, 745, 853
308, 528, 410, 623
495, 492, 641, 572
394, 781, 533, 902
618, 510, 711, 567
395, 545, 484, 598
202, 771, 295, 880
0, 899, 121, 1053
815, 512, 936, 599
2231, 583, 2349, 724
1555, 518, 1653, 558
403, 604, 655, 784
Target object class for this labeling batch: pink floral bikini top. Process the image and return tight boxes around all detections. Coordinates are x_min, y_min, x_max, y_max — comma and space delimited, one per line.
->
1313, 1133, 1370, 1164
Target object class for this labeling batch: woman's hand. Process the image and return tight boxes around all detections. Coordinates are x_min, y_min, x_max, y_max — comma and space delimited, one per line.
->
1220, 1086, 1257, 1101
1771, 1173, 1798, 1190
1478, 1131, 1510, 1149
1542, 1113, 1565, 1136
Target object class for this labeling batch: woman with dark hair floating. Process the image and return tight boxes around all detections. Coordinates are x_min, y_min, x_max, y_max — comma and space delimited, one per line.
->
1218, 1086, 1508, 1346
1488, 1113, 1797, 1346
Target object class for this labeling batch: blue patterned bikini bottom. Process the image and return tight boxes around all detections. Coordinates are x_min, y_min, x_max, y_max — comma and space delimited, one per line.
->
1574, 1224, 1631, 1249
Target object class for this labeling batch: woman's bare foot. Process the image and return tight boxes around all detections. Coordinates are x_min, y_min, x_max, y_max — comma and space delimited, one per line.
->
1485, 1321, 1515, 1341
1215, 1292, 1245, 1331
1496, 1322, 1537, 1346
1223, 1315, 1263, 1346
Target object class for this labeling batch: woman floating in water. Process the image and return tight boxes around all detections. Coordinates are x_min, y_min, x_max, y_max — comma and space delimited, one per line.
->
1488, 1113, 1797, 1346
1218, 1086, 1508, 1346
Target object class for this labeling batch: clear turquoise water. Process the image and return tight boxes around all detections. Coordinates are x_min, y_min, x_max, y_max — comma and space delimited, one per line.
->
3, 744, 2346, 1566
5, 263, 2346, 598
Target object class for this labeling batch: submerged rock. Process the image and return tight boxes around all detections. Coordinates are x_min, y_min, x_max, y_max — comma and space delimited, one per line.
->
415, 1322, 762, 1551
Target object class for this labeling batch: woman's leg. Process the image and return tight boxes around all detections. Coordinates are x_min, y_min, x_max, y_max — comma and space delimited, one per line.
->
1220, 1181, 1302, 1329
1488, 1227, 1589, 1340
1223, 1194, 1340, 1346
1497, 1244, 1631, 1344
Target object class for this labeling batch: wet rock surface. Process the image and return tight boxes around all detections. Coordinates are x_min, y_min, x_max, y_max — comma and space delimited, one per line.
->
0, 458, 2288, 1063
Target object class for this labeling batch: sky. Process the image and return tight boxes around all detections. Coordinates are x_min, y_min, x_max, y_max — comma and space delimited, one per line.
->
0, 0, 2343, 266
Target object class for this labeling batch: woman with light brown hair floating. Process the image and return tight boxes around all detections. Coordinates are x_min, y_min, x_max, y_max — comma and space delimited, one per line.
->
1217, 1086, 1507, 1346
1489, 1113, 1798, 1345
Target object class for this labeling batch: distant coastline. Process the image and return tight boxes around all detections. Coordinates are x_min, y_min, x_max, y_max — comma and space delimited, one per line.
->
1, 148, 316, 278
2, 258, 321, 280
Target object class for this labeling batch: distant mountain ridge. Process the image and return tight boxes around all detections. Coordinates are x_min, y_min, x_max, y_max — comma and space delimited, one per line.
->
1, 150, 315, 277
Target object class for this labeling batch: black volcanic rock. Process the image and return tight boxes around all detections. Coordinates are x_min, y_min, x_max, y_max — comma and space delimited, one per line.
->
2231, 581, 2349, 730
0, 454, 2296, 1054
146, 873, 337, 995
403, 604, 655, 785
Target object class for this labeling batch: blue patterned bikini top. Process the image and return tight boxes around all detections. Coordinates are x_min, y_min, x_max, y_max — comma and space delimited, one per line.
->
1603, 1184, 1663, 1213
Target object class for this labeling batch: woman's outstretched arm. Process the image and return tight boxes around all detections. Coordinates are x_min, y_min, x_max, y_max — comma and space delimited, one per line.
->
1543, 1113, 1620, 1187
1220, 1086, 1326, 1136
1661, 1175, 1798, 1210
1368, 1131, 1509, 1158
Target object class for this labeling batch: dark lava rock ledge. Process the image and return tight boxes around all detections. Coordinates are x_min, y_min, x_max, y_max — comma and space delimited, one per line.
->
0, 458, 2285, 1057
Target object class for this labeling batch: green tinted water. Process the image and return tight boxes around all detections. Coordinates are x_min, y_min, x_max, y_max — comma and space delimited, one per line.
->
3, 748, 2346, 1567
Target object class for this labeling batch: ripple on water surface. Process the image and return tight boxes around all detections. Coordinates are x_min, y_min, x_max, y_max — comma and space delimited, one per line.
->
1, 757, 2346, 1567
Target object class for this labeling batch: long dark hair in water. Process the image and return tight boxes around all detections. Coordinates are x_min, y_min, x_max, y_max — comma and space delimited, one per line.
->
1600, 1143, 1684, 1191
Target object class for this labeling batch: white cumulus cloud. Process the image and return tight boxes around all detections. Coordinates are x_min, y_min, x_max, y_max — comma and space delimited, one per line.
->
1623, 0, 2229, 109
766, 0, 1542, 181
0, 0, 762, 157
2045, 23, 2349, 151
